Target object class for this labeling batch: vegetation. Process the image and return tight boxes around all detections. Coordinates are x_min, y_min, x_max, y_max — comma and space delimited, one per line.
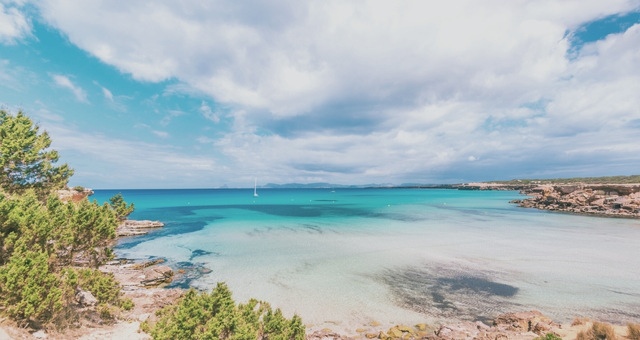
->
628, 323, 640, 340
146, 282, 305, 340
576, 321, 617, 340
0, 109, 307, 338
0, 110, 129, 328
491, 175, 640, 185
534, 333, 562, 340
109, 193, 134, 221
0, 110, 73, 198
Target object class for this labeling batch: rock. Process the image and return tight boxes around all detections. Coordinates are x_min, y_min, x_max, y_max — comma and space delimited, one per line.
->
141, 265, 173, 286
415, 323, 428, 331
32, 330, 48, 339
515, 184, 640, 218
131, 258, 165, 270
493, 310, 558, 335
387, 327, 404, 338
117, 220, 164, 237
76, 289, 98, 307
57, 188, 94, 202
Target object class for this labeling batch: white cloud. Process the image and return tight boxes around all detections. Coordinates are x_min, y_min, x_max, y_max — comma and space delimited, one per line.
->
28, 1, 640, 185
199, 101, 220, 123
0, 2, 30, 44
45, 123, 222, 188
51, 74, 88, 103
101, 86, 113, 101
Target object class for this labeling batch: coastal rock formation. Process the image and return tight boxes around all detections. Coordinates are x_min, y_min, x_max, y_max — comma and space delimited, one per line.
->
57, 187, 94, 202
511, 184, 640, 218
116, 219, 164, 237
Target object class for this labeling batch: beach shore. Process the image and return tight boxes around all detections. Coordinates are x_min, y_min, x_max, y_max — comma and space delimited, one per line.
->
2, 191, 640, 339
2, 252, 638, 339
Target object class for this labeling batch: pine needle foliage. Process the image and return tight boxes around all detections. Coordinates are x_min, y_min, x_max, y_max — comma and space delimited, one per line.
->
0, 110, 133, 328
147, 282, 306, 340
0, 110, 73, 198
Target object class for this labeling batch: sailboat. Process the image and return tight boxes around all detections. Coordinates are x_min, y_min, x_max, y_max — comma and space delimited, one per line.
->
253, 178, 259, 197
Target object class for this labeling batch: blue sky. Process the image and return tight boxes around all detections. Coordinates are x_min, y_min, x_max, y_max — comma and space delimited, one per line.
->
1, 1, 639, 189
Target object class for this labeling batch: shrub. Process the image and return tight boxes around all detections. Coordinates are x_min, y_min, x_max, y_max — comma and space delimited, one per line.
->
0, 245, 65, 325
534, 333, 562, 340
576, 321, 617, 340
120, 298, 134, 311
628, 323, 640, 340
75, 268, 122, 305
147, 282, 305, 340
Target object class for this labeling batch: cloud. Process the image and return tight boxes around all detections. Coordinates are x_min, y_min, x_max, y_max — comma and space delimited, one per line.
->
0, 2, 31, 44
101, 85, 113, 101
28, 1, 640, 185
199, 101, 220, 123
51, 73, 88, 103
46, 123, 221, 188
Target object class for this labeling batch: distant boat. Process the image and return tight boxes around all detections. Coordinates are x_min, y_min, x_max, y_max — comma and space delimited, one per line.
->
253, 178, 259, 197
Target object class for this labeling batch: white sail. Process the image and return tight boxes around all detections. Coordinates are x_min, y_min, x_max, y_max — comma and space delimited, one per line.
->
253, 178, 259, 197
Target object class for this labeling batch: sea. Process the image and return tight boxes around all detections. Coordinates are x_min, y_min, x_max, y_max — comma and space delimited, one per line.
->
92, 188, 640, 330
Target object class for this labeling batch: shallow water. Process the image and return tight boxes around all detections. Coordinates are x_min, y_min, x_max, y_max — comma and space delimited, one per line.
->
93, 188, 640, 329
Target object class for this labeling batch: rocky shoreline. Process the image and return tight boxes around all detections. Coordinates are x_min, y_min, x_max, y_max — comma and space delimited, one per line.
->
511, 183, 640, 218
457, 182, 640, 218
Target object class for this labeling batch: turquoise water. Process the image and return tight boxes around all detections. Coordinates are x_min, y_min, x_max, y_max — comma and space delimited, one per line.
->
93, 188, 640, 330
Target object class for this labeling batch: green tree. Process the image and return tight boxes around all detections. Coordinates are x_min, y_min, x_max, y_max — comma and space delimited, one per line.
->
109, 193, 134, 221
0, 110, 131, 328
0, 242, 65, 325
0, 110, 73, 197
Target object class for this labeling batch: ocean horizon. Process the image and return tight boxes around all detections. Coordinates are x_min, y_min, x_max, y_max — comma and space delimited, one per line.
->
92, 188, 640, 332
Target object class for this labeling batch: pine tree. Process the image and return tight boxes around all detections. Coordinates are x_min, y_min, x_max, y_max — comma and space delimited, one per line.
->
0, 110, 73, 198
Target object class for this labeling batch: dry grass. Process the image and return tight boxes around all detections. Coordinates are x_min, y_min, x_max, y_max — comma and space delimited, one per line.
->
628, 323, 640, 340
575, 321, 617, 340
572, 318, 589, 326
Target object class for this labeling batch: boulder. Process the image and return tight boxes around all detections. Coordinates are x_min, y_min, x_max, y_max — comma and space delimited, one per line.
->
75, 289, 98, 307
141, 265, 173, 286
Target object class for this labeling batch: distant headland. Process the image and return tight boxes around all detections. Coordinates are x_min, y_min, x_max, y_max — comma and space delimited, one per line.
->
454, 175, 640, 218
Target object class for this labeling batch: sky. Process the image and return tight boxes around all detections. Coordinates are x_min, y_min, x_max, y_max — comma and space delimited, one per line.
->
1, 1, 639, 189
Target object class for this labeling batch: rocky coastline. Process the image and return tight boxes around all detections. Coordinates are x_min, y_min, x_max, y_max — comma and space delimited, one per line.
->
457, 182, 640, 218
511, 184, 640, 218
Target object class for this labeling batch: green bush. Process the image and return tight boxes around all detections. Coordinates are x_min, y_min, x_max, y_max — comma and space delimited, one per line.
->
534, 333, 562, 340
0, 244, 66, 325
147, 282, 305, 340
75, 268, 122, 305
